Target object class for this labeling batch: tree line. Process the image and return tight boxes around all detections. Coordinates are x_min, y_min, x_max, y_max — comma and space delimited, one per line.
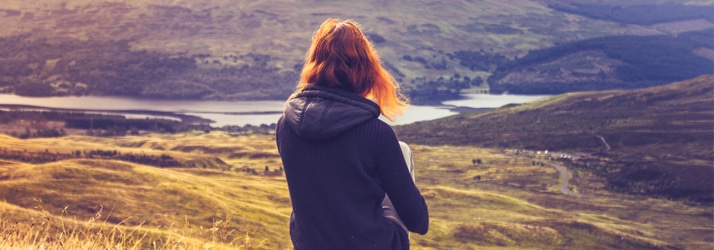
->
0, 147, 181, 167
0, 110, 279, 138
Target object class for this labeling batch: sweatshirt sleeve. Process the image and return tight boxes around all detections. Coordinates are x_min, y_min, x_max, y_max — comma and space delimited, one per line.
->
375, 125, 429, 235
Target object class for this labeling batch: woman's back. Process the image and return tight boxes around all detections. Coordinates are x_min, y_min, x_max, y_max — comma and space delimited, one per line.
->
276, 18, 429, 249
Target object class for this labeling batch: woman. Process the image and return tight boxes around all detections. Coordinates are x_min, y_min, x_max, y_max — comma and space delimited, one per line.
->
276, 19, 429, 249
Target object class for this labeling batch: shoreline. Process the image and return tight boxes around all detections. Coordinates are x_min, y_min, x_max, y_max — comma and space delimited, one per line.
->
0, 104, 216, 125
0, 93, 549, 127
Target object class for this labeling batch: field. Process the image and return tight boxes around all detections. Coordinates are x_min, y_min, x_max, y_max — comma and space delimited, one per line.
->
0, 131, 711, 249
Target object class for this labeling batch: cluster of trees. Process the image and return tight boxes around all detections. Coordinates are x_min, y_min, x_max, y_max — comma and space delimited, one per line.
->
0, 110, 283, 139
13, 127, 66, 139
0, 147, 182, 168
0, 110, 200, 137
65, 116, 188, 134
407, 76, 476, 104
86, 149, 182, 168
448, 50, 508, 72
220, 123, 276, 135
0, 147, 69, 164
0, 110, 196, 136
402, 55, 449, 70
234, 165, 283, 176
489, 29, 714, 94
0, 110, 111, 123
549, 3, 714, 25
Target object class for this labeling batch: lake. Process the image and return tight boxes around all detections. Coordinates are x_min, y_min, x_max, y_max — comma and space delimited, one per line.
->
0, 94, 551, 126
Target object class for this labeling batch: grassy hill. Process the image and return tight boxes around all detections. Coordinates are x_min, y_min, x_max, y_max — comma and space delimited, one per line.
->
0, 132, 291, 248
1, 0, 712, 102
0, 130, 712, 249
395, 75, 714, 203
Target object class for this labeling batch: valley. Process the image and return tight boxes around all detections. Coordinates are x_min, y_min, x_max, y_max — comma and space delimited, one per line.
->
0, 74, 711, 249
0, 0, 712, 249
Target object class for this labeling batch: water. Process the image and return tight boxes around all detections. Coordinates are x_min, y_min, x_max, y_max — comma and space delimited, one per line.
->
0, 94, 285, 126
0, 94, 550, 126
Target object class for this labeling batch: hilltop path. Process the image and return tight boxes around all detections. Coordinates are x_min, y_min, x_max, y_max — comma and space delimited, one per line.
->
595, 134, 611, 151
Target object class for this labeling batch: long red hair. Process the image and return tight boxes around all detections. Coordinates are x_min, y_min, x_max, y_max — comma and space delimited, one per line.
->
294, 18, 408, 121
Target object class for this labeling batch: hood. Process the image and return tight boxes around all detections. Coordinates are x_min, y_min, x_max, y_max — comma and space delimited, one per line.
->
283, 85, 381, 141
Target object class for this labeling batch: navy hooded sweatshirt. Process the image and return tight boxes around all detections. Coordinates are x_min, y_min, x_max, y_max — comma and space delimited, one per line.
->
276, 85, 429, 249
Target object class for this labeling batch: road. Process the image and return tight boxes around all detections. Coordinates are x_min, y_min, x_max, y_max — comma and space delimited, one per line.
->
502, 149, 594, 198
542, 161, 588, 198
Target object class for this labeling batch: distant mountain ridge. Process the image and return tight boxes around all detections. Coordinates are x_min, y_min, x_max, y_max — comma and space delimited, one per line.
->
487, 29, 714, 94
548, 2, 714, 25
0, 0, 712, 101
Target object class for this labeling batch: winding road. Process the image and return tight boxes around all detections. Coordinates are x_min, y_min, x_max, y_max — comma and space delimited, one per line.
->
504, 151, 594, 198
541, 161, 583, 197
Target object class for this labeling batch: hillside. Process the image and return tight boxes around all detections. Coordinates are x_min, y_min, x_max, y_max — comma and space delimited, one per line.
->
487, 29, 714, 94
547, 2, 714, 26
0, 0, 712, 102
395, 75, 714, 203
0, 132, 292, 248
0, 132, 712, 249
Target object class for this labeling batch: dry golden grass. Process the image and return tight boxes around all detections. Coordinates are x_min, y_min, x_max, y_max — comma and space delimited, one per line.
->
0, 201, 267, 249
0, 132, 711, 249
0, 132, 291, 249
406, 144, 711, 250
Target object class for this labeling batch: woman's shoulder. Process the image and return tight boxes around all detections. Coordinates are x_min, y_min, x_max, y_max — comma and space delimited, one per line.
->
362, 117, 396, 130
348, 118, 399, 142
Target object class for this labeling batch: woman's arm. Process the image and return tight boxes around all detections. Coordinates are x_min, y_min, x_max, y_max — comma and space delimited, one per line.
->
375, 126, 429, 235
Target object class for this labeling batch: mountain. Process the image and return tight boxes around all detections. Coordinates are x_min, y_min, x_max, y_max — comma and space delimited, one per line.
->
487, 29, 714, 94
545, 1, 714, 26
0, 0, 712, 102
395, 75, 714, 202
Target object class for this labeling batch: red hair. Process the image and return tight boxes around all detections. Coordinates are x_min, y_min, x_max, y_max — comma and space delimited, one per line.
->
294, 18, 408, 121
